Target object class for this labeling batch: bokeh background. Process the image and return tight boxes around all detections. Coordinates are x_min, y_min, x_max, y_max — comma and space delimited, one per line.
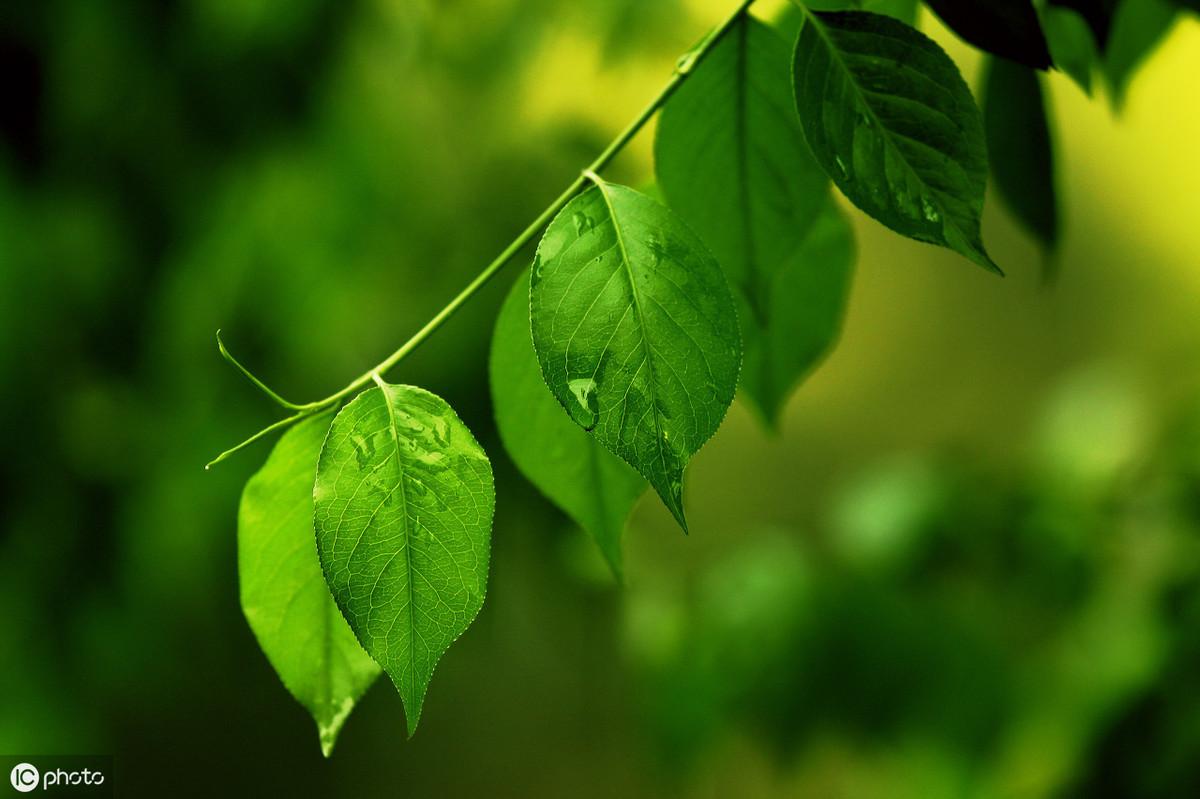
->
2, 0, 1199, 796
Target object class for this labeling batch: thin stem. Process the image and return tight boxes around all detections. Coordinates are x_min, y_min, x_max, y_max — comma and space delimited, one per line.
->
205, 411, 310, 470
208, 0, 757, 468
216, 330, 309, 410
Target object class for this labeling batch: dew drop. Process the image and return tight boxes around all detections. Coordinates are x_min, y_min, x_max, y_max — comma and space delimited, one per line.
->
351, 434, 374, 469
432, 418, 450, 447
418, 450, 446, 469
669, 477, 683, 502
833, 155, 848, 178
573, 212, 595, 235
647, 233, 667, 268
567, 377, 600, 431
921, 197, 940, 223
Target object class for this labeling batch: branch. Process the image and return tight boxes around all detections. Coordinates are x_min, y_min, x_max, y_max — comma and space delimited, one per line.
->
208, 0, 758, 469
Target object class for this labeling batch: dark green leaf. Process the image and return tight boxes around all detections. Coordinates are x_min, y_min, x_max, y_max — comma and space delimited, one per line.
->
529, 180, 742, 532
490, 268, 646, 576
796, 0, 920, 24
1043, 6, 1099, 94
658, 14, 831, 312
314, 381, 494, 736
923, 0, 1053, 69
983, 57, 1060, 258
859, 0, 920, 22
1047, 0, 1118, 49
771, 1, 918, 43
1103, 0, 1178, 109
239, 412, 381, 757
656, 15, 853, 426
793, 10, 1001, 273
738, 202, 855, 425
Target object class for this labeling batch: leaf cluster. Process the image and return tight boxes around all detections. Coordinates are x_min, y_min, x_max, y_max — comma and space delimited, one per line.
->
217, 0, 1191, 752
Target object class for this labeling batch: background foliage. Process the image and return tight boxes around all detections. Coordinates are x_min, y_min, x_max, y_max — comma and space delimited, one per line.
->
2, 0, 1200, 795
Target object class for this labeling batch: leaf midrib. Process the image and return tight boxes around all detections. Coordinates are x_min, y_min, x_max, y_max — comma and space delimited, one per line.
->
733, 16, 763, 321
377, 384, 418, 694
593, 183, 673, 487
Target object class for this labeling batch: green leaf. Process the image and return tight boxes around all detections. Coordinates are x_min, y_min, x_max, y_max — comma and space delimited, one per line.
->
923, 0, 1053, 69
314, 381, 494, 736
1103, 0, 1177, 109
771, 1, 918, 44
982, 57, 1060, 259
807, 0, 919, 23
859, 0, 919, 23
529, 180, 742, 533
1043, 6, 1098, 95
238, 412, 381, 757
489, 267, 646, 576
738, 202, 855, 425
656, 15, 853, 427
1047, 0, 1117, 50
792, 10, 1001, 274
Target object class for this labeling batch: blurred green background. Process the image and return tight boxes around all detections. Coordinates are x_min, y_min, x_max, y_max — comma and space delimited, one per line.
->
2, 0, 1200, 796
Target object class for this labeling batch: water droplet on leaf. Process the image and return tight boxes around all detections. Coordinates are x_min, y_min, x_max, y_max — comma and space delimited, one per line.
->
921, 197, 940, 223
567, 377, 600, 431
573, 212, 595, 235
352, 434, 375, 469
647, 233, 667, 268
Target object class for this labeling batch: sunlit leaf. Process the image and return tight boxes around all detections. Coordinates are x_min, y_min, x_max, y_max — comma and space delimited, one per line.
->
923, 0, 1052, 69
792, 10, 1001, 273
983, 57, 1060, 260
656, 15, 852, 427
238, 413, 381, 757
529, 180, 741, 532
314, 381, 494, 736
490, 268, 646, 576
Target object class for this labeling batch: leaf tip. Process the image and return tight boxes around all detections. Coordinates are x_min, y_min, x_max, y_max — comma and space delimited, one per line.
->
319, 732, 337, 759
973, 249, 1006, 277
603, 546, 627, 585
654, 478, 689, 534
760, 405, 786, 437
671, 504, 690, 536
404, 714, 421, 740
400, 680, 427, 739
